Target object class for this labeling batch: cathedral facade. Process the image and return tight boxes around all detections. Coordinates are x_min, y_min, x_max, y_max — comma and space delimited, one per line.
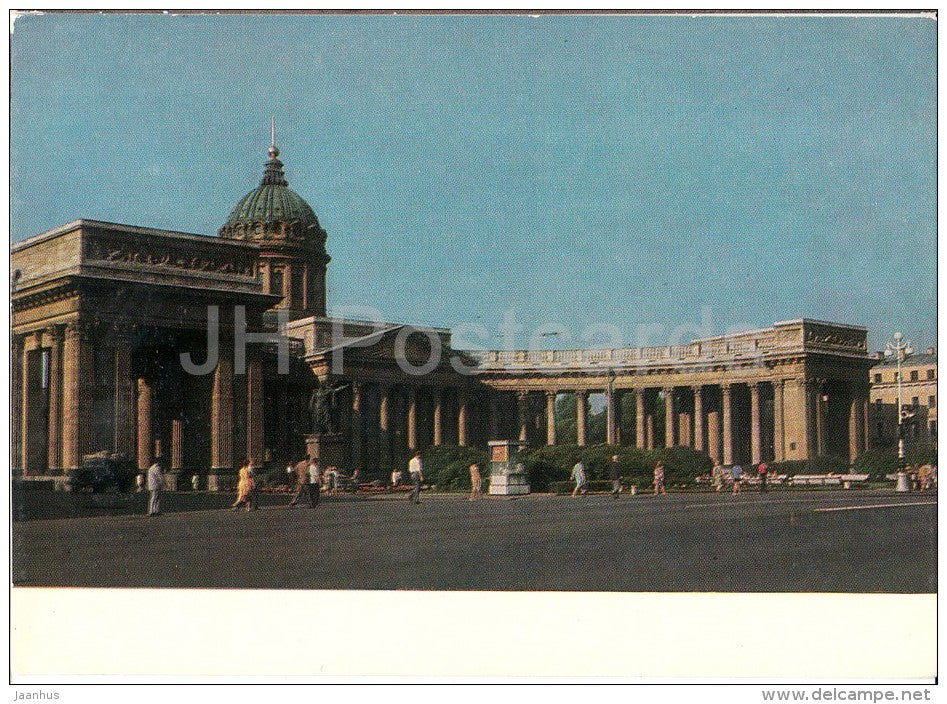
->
11, 140, 875, 487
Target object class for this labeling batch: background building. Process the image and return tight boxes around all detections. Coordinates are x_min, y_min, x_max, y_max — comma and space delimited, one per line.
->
868, 348, 937, 449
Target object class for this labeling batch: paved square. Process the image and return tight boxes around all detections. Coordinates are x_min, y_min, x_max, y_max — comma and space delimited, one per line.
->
11, 490, 936, 592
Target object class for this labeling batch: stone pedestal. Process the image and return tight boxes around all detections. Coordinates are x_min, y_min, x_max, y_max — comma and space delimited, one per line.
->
487, 440, 529, 496
305, 432, 346, 469
163, 470, 180, 492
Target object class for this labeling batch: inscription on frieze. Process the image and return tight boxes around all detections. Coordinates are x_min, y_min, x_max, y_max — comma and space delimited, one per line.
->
86, 238, 255, 278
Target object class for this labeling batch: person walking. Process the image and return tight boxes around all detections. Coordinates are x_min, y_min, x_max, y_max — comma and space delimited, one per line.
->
757, 462, 768, 493
469, 462, 482, 501
288, 456, 314, 508
308, 457, 322, 505
146, 456, 164, 517
731, 464, 743, 495
609, 454, 622, 498
570, 460, 587, 497
408, 451, 423, 504
232, 459, 256, 512
712, 463, 725, 492
653, 461, 667, 495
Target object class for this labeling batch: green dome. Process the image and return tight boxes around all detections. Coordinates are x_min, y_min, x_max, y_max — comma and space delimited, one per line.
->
219, 144, 325, 244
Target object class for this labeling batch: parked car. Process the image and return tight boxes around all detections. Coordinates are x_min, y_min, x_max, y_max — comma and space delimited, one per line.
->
67, 455, 137, 493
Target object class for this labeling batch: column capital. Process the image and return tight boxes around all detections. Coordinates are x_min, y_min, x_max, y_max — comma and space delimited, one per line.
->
691, 384, 703, 393
720, 382, 732, 393
748, 380, 760, 390
517, 389, 530, 402
65, 319, 95, 342
663, 385, 675, 394
772, 378, 785, 389
545, 389, 558, 399
575, 389, 588, 399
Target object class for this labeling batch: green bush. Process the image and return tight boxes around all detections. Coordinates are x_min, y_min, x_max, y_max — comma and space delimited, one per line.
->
522, 444, 712, 491
768, 456, 850, 476
851, 447, 938, 481
420, 445, 490, 491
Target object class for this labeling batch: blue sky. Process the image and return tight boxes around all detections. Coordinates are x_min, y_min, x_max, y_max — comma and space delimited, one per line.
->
11, 13, 936, 352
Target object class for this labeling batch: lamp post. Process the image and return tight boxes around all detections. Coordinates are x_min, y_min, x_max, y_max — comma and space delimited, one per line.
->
884, 332, 913, 492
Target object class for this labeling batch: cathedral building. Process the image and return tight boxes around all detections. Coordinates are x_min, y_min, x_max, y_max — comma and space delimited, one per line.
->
11, 138, 875, 488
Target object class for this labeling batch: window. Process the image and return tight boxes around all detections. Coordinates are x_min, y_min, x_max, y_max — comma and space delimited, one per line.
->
874, 373, 882, 383
928, 395, 936, 409
927, 369, 935, 380
270, 267, 284, 300
910, 370, 919, 381
292, 268, 304, 307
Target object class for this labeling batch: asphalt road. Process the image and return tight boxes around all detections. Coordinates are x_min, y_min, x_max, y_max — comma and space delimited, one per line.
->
11, 490, 936, 592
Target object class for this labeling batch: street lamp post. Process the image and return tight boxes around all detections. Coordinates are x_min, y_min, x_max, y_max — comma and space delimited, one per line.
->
884, 332, 913, 492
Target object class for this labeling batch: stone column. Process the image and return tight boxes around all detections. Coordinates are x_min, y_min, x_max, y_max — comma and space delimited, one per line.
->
11, 335, 23, 475
136, 377, 154, 470
693, 385, 704, 452
457, 391, 469, 447
750, 382, 762, 466
635, 389, 645, 448
19, 333, 36, 474
646, 415, 654, 450
407, 387, 418, 450
246, 352, 264, 466
814, 381, 826, 457
379, 386, 392, 470
664, 387, 675, 448
432, 389, 443, 446
210, 344, 234, 475
545, 391, 557, 445
576, 390, 587, 447
782, 378, 811, 460
112, 336, 136, 460
45, 327, 63, 472
772, 380, 785, 462
517, 391, 529, 443
605, 386, 616, 445
61, 322, 92, 471
849, 387, 867, 463
351, 382, 363, 469
862, 390, 870, 452
721, 384, 733, 465
171, 418, 184, 470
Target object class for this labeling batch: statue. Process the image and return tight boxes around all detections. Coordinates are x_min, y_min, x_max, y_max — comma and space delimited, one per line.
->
308, 380, 349, 434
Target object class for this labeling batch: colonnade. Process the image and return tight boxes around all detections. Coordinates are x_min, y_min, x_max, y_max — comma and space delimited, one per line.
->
490, 379, 870, 465
12, 322, 265, 484
340, 381, 478, 473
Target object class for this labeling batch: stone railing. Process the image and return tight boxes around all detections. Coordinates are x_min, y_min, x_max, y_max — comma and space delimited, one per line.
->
467, 325, 818, 371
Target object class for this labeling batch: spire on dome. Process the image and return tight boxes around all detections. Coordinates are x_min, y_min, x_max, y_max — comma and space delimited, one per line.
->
261, 119, 288, 187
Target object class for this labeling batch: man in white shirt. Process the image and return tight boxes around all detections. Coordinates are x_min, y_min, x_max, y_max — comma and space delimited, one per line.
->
147, 457, 164, 516
408, 451, 423, 504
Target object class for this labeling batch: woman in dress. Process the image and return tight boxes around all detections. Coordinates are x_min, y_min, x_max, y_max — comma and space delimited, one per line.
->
469, 463, 482, 501
232, 459, 255, 512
